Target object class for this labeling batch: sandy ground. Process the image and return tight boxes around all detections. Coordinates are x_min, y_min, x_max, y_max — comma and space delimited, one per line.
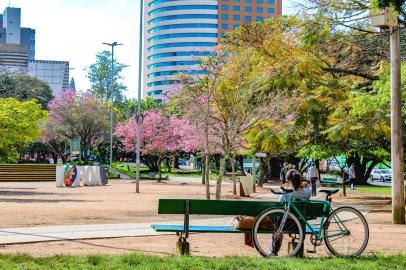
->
0, 179, 405, 257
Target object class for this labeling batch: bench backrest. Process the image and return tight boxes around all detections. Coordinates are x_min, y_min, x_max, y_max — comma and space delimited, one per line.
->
158, 199, 327, 220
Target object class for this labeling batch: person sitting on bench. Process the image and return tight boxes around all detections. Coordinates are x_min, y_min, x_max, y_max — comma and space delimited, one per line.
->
271, 171, 311, 256
280, 170, 311, 202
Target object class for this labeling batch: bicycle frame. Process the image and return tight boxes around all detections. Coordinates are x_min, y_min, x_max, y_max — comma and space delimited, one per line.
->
283, 197, 349, 241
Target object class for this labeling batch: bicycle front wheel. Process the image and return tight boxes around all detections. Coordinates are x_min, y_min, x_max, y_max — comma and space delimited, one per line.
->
252, 208, 304, 257
324, 207, 369, 257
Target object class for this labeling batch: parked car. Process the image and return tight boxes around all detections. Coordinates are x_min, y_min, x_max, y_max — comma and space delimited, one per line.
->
370, 168, 392, 182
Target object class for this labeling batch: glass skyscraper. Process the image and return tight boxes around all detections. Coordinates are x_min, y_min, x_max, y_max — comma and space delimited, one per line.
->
144, 0, 282, 102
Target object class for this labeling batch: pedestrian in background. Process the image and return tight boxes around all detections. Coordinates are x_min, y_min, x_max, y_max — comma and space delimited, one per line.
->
280, 162, 289, 184
308, 164, 319, 197
349, 163, 356, 190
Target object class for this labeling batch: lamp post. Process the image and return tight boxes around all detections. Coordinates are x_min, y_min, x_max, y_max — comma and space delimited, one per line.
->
136, 0, 144, 193
371, 8, 405, 224
103, 42, 123, 168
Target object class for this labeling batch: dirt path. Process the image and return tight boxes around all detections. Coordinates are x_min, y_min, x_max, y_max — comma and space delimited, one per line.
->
0, 180, 405, 257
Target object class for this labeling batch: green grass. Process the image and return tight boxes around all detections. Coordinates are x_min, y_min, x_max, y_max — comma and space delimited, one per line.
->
0, 253, 404, 270
111, 162, 219, 180
353, 185, 393, 195
324, 185, 394, 195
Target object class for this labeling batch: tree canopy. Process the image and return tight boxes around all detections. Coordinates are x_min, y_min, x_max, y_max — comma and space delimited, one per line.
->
87, 50, 128, 102
0, 74, 53, 109
0, 98, 45, 162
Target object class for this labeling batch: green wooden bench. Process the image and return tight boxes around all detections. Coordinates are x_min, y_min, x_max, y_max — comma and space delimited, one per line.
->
151, 199, 326, 255
320, 177, 338, 186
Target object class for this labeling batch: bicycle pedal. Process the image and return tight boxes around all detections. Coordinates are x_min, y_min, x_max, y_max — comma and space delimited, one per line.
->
306, 250, 316, 254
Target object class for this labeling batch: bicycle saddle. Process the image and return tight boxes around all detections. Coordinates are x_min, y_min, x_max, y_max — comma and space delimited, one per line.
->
319, 189, 339, 196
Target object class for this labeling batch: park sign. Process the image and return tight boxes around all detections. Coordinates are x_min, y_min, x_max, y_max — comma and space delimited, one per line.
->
70, 139, 80, 156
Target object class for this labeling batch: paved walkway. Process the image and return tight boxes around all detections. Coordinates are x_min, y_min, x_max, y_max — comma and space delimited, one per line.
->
0, 218, 231, 245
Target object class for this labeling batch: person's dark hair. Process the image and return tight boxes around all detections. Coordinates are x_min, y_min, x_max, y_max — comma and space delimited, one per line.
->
287, 172, 303, 190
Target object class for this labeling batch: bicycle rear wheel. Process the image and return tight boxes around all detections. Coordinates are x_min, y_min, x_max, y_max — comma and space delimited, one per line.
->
324, 207, 369, 257
252, 209, 304, 257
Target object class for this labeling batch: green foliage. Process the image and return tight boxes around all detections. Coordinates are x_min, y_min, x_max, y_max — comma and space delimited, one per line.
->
87, 50, 128, 102
0, 253, 404, 270
373, 0, 406, 12
0, 98, 45, 163
118, 97, 162, 121
0, 74, 53, 109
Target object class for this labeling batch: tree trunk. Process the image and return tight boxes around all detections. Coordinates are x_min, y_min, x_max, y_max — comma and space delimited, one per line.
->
216, 156, 226, 200
52, 153, 58, 165
231, 156, 237, 195
201, 156, 206, 185
174, 155, 180, 169
257, 158, 266, 187
265, 157, 272, 182
205, 154, 210, 200
239, 156, 246, 176
342, 170, 347, 197
61, 156, 67, 165
252, 157, 256, 193
157, 158, 162, 182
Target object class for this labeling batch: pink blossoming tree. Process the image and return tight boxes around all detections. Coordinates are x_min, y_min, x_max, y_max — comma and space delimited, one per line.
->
114, 111, 199, 180
43, 90, 110, 164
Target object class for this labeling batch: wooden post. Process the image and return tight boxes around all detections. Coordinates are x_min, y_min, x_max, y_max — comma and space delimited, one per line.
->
390, 25, 406, 224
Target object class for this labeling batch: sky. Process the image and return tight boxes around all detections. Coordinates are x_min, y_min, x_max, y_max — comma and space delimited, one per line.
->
1, 0, 298, 98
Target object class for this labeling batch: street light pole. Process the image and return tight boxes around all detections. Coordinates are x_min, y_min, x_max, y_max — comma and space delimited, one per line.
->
136, 0, 144, 193
103, 42, 123, 168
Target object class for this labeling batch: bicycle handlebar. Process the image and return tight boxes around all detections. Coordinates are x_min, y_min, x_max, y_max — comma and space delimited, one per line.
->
271, 187, 294, 195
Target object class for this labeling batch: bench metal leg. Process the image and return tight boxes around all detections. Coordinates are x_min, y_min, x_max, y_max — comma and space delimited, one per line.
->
176, 235, 190, 256
176, 200, 191, 256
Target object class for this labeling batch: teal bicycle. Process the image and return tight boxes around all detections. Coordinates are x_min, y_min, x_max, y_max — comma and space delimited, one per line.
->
252, 188, 369, 257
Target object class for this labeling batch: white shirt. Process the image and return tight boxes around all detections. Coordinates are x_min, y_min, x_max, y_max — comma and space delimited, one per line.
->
308, 167, 319, 178
279, 186, 312, 202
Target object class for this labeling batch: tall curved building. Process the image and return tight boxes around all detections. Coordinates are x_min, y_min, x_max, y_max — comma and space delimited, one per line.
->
144, 0, 282, 102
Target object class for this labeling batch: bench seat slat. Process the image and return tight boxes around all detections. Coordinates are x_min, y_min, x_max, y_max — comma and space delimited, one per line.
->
152, 224, 244, 233
151, 224, 321, 234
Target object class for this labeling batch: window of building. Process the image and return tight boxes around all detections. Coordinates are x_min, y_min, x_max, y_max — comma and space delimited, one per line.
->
149, 5, 217, 15
233, 6, 240, 11
148, 33, 217, 42
233, 0, 240, 2
221, 14, 229, 20
148, 90, 163, 96
222, 5, 229, 10
149, 14, 218, 25
245, 6, 252, 12
149, 23, 218, 33
256, 0, 263, 3
222, 24, 229, 29
256, 16, 263, 22
256, 7, 263, 12
268, 8, 274, 13
245, 0, 252, 2
233, 24, 239, 30
233, 15, 240, 20
245, 16, 252, 21
148, 42, 217, 51
268, 0, 275, 3
148, 51, 215, 61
